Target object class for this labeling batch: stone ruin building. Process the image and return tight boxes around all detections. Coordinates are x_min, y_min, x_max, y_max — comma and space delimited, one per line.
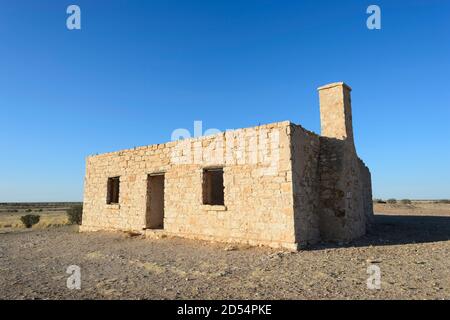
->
81, 82, 373, 250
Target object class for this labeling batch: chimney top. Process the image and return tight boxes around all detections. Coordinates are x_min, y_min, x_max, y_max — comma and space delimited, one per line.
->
317, 81, 354, 143
317, 82, 352, 92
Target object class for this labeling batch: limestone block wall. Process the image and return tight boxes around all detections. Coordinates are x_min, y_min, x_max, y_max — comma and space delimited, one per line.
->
82, 121, 299, 249
317, 137, 371, 241
315, 82, 373, 242
289, 124, 321, 246
82, 143, 173, 231
359, 158, 374, 227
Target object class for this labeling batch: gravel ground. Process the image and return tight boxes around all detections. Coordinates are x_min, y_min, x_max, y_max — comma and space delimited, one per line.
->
1, 213, 449, 300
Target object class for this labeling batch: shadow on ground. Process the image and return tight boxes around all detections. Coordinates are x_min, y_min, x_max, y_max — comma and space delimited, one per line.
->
310, 214, 450, 250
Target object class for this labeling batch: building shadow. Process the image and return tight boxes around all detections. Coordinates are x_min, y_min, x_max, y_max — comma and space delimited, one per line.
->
308, 213, 450, 250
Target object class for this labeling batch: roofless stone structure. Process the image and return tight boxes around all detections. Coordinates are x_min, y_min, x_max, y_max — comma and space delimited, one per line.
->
81, 82, 373, 249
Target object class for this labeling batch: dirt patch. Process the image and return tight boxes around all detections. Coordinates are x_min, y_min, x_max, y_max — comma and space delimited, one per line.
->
1, 211, 450, 299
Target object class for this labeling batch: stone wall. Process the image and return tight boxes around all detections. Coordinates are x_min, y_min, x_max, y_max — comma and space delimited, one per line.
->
81, 121, 300, 250
289, 124, 321, 246
317, 138, 360, 241
359, 158, 374, 227
314, 82, 373, 242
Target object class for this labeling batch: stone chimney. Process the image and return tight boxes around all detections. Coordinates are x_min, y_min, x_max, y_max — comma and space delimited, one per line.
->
318, 82, 354, 142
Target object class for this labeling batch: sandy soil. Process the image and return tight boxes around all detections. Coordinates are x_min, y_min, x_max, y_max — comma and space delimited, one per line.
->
1, 209, 450, 300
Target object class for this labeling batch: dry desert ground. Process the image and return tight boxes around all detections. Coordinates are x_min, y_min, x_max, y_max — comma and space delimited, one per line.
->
0, 201, 449, 299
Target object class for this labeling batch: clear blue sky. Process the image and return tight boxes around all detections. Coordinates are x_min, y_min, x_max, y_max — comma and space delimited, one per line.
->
1, 0, 449, 201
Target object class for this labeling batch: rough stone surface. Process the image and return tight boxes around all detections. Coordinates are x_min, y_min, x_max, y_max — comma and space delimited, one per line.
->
81, 82, 373, 249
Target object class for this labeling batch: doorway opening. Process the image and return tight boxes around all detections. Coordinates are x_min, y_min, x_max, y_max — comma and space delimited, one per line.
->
146, 174, 165, 229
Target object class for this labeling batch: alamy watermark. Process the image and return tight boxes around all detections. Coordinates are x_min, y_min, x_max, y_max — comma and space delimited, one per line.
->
65, 5, 381, 31
66, 265, 81, 290
66, 5, 81, 30
170, 121, 280, 176
366, 264, 381, 290
366, 5, 381, 30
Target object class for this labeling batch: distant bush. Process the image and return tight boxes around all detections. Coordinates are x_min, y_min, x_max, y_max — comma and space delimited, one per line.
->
37, 208, 43, 212
25, 209, 32, 213
436, 199, 450, 204
400, 199, 412, 205
67, 205, 83, 225
373, 199, 386, 204
387, 198, 397, 204
20, 214, 40, 228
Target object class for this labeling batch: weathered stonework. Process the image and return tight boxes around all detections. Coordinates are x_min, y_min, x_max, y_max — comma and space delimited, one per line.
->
81, 82, 373, 250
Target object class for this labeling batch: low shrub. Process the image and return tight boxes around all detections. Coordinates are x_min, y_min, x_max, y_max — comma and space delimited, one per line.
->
387, 198, 397, 204
67, 205, 83, 225
20, 214, 40, 228
400, 199, 412, 205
